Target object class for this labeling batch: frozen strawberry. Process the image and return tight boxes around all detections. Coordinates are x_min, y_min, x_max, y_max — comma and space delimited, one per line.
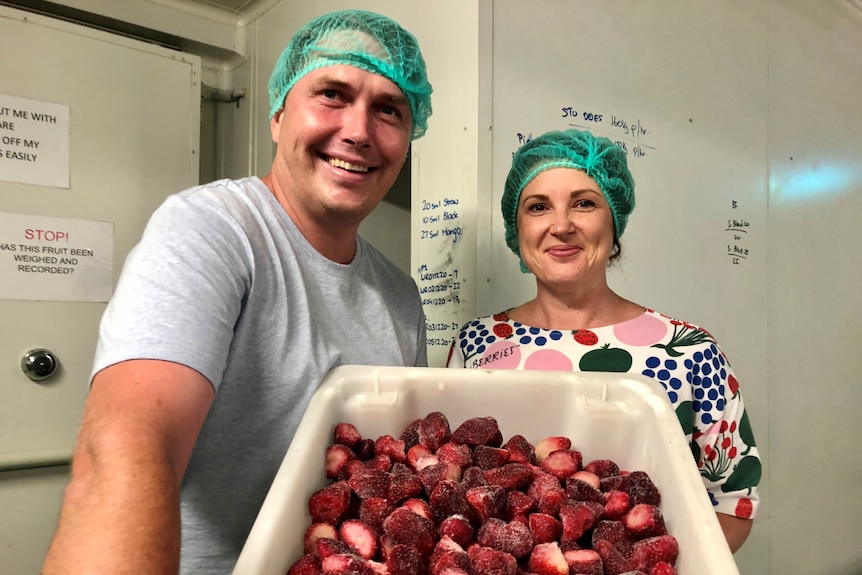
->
527, 541, 568, 575
401, 498, 432, 520
309, 481, 353, 525
334, 422, 363, 449
469, 545, 519, 575
431, 550, 471, 575
405, 443, 431, 469
649, 561, 678, 575
419, 461, 463, 495
367, 454, 393, 473
558, 539, 582, 553
624, 471, 661, 506
603, 490, 632, 520
305, 522, 339, 556
376, 435, 407, 463
438, 514, 475, 548
528, 513, 562, 544
623, 504, 667, 539
536, 488, 566, 516
502, 434, 536, 464
473, 445, 510, 470
527, 470, 563, 500
505, 490, 536, 520
383, 507, 437, 558
419, 412, 451, 452
326, 444, 356, 479
465, 484, 507, 523
400, 419, 422, 450
451, 416, 500, 447
364, 560, 388, 575
348, 468, 391, 500
584, 458, 620, 479
339, 459, 369, 481
593, 539, 634, 575
429, 479, 474, 523
355, 438, 377, 462
385, 543, 424, 575
339, 520, 378, 560
483, 463, 533, 491
316, 538, 353, 559
629, 535, 679, 571
599, 474, 627, 492
562, 548, 602, 575
570, 470, 600, 489
321, 553, 367, 574
389, 470, 424, 504
430, 534, 465, 565
565, 477, 605, 504
540, 450, 581, 479
436, 569, 469, 575
287, 553, 323, 575
415, 454, 440, 473
559, 500, 601, 544
534, 437, 572, 463
359, 498, 392, 535
591, 520, 634, 555
437, 442, 474, 469
476, 518, 534, 558
391, 461, 413, 476
487, 428, 504, 448
460, 466, 488, 489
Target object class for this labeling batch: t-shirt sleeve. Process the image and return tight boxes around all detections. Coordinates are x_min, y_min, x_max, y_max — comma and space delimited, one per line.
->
91, 192, 251, 389
691, 360, 762, 520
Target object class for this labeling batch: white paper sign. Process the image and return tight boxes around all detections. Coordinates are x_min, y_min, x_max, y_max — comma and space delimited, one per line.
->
0, 212, 113, 302
0, 95, 70, 188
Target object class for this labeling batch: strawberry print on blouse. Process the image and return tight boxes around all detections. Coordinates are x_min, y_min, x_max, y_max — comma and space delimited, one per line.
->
445, 308, 762, 520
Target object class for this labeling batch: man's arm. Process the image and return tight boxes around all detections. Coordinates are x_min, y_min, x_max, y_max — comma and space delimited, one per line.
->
42, 359, 214, 574
717, 511, 753, 553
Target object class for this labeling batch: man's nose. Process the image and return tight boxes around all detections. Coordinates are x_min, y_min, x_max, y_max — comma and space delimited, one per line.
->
342, 104, 372, 146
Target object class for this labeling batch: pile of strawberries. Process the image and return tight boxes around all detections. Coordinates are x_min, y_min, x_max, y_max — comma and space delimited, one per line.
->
287, 411, 680, 575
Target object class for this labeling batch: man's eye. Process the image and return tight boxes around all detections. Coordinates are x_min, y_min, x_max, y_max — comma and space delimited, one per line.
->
322, 89, 338, 99
380, 105, 398, 116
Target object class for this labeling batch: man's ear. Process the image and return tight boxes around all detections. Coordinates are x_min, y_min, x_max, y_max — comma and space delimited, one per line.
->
269, 110, 283, 143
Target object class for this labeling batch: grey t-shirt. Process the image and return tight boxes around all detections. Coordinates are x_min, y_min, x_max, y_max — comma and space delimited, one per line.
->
92, 176, 427, 572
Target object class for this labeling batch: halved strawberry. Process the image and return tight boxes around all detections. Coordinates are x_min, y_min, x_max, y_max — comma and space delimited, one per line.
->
326, 444, 356, 479
584, 458, 621, 479
629, 535, 679, 571
339, 520, 378, 560
527, 541, 569, 575
624, 504, 667, 539
535, 437, 572, 463
418, 411, 451, 451
559, 500, 601, 544
603, 490, 632, 520
562, 548, 603, 575
304, 522, 338, 556
438, 514, 475, 548
473, 445, 510, 470
503, 434, 536, 464
541, 450, 581, 479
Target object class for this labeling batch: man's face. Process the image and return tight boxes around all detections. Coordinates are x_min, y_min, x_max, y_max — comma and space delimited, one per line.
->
269, 64, 413, 226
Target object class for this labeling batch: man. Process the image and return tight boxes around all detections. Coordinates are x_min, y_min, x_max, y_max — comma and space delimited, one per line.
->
42, 10, 433, 574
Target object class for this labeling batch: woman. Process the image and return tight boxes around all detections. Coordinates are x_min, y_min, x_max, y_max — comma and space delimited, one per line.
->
446, 129, 761, 552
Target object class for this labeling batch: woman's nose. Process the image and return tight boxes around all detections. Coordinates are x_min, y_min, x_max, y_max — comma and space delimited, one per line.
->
550, 212, 575, 235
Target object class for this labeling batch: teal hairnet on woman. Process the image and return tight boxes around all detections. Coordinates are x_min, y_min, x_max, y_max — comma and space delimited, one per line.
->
447, 129, 761, 553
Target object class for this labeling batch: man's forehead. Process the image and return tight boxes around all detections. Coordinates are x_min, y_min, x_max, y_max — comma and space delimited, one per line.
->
305, 66, 408, 103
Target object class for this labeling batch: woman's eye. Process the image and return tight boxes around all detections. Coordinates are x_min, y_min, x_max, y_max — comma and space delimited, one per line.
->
575, 199, 596, 209
527, 203, 547, 213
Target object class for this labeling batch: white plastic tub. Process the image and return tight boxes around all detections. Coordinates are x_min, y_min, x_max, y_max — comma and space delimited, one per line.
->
233, 366, 738, 575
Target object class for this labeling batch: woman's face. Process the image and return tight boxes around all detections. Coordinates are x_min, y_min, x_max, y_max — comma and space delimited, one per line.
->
516, 167, 616, 289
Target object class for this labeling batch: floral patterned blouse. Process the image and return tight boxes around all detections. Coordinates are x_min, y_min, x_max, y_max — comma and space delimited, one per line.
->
446, 308, 761, 519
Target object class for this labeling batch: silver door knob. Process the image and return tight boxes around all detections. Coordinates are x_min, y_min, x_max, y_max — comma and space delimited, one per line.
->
21, 349, 60, 382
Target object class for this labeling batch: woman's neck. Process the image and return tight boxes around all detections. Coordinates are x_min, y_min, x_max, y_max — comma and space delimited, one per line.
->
507, 285, 644, 330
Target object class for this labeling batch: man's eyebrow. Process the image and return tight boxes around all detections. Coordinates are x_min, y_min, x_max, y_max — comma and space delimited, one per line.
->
308, 74, 409, 106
